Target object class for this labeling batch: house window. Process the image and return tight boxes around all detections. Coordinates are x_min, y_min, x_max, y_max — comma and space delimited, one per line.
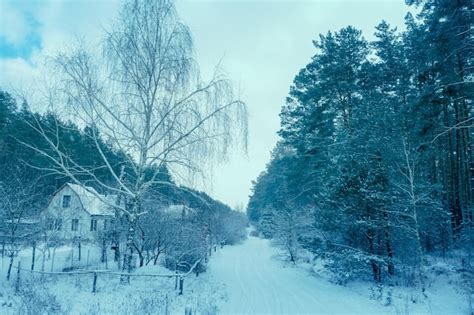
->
46, 218, 54, 231
71, 219, 79, 231
62, 195, 71, 208
103, 219, 108, 230
54, 219, 63, 231
90, 218, 97, 231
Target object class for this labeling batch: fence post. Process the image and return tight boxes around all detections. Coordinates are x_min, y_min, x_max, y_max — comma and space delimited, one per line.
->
50, 248, 55, 272
78, 239, 81, 262
15, 261, 21, 292
179, 276, 184, 295
92, 272, 98, 293
31, 241, 36, 271
175, 270, 178, 290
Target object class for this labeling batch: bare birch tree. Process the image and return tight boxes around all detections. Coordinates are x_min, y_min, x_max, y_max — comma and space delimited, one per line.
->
21, 0, 247, 283
272, 202, 314, 264
392, 138, 433, 293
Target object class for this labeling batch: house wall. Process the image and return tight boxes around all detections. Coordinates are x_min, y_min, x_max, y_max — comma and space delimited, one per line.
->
43, 185, 110, 242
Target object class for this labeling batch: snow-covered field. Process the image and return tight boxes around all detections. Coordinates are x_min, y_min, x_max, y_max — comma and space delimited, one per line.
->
0, 234, 470, 314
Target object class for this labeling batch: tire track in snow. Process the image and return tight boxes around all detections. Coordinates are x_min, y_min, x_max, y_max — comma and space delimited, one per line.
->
210, 234, 391, 315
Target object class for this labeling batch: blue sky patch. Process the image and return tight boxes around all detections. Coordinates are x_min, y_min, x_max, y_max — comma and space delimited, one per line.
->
0, 11, 42, 59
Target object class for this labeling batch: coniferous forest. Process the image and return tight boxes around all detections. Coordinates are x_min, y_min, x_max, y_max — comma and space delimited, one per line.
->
248, 0, 473, 286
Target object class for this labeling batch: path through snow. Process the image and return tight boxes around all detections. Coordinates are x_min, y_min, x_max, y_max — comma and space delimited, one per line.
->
209, 234, 391, 315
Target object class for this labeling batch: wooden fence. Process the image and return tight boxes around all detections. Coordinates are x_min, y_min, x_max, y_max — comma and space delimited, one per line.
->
12, 259, 201, 294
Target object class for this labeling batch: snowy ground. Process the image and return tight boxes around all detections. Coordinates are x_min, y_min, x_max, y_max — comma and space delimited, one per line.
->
208, 235, 389, 314
207, 234, 470, 315
0, 243, 223, 314
0, 235, 470, 314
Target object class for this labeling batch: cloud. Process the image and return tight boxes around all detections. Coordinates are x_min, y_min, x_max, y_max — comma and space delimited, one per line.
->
33, 0, 121, 56
0, 1, 42, 59
0, 1, 30, 45
0, 0, 121, 97
0, 57, 41, 96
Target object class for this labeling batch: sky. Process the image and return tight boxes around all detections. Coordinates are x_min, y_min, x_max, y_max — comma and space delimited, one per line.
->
0, 0, 412, 209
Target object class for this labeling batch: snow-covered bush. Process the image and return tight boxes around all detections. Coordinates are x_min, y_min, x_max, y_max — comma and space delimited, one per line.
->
322, 249, 380, 285
17, 279, 63, 315
165, 251, 206, 273
217, 211, 248, 245
119, 292, 170, 315
249, 230, 260, 237
85, 292, 170, 315
270, 204, 315, 263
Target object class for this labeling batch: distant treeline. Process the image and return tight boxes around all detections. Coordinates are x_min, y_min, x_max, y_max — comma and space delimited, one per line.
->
0, 89, 237, 224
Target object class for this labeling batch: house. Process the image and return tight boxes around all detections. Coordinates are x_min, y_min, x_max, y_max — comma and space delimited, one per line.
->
163, 204, 195, 219
42, 183, 116, 241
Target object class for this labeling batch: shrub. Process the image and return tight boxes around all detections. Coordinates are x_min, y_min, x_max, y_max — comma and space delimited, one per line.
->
17, 279, 63, 315
249, 230, 260, 237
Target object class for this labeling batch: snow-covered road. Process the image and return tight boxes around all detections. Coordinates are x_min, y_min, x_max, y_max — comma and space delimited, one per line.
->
209, 234, 390, 315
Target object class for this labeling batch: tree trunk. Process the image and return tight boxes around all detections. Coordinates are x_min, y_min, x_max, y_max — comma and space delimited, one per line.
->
31, 241, 36, 271
6, 254, 14, 281
368, 229, 381, 283
113, 231, 121, 267
101, 238, 107, 263
139, 253, 144, 267
42, 248, 46, 277
385, 226, 394, 276
153, 251, 160, 265
120, 221, 135, 284
50, 247, 56, 272
444, 103, 463, 238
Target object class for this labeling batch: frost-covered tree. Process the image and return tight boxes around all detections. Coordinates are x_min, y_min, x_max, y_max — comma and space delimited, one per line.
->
0, 169, 40, 280
20, 0, 247, 283
272, 202, 314, 263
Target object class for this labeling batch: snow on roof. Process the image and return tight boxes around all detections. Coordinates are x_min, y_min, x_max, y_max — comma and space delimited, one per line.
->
167, 205, 186, 212
4, 218, 40, 224
164, 204, 194, 215
67, 183, 115, 216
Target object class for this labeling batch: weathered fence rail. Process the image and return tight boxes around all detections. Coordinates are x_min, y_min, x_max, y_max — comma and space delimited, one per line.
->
12, 259, 201, 294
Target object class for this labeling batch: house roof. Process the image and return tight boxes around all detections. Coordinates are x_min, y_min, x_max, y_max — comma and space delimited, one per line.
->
163, 204, 194, 215
67, 183, 116, 216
